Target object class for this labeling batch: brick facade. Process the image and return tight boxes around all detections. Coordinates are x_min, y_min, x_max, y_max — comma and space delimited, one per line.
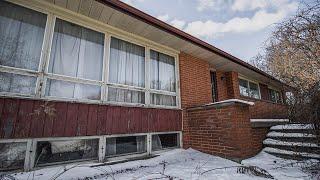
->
179, 52, 289, 160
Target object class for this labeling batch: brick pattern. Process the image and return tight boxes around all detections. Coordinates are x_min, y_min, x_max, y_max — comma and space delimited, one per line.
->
178, 52, 288, 160
241, 97, 288, 119
179, 52, 212, 108
184, 104, 263, 160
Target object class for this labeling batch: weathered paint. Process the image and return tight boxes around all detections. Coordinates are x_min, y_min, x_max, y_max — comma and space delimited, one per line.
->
0, 98, 182, 139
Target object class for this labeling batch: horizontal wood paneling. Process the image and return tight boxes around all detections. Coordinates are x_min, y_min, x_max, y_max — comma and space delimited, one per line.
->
0, 98, 182, 139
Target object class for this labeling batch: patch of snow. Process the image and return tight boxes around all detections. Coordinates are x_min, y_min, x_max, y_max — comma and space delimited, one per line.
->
207, 99, 255, 106
267, 131, 316, 138
263, 138, 319, 147
263, 147, 320, 159
251, 119, 289, 123
271, 124, 314, 130
9, 148, 316, 180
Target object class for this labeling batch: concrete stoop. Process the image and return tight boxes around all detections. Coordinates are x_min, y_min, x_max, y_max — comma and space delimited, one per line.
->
263, 124, 320, 160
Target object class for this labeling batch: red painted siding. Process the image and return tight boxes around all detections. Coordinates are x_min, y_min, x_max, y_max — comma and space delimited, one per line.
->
0, 98, 182, 139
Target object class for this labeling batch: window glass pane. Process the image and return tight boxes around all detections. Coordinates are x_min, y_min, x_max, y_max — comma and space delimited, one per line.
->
150, 93, 176, 106
108, 87, 145, 104
0, 72, 36, 95
49, 19, 104, 81
0, 142, 27, 170
152, 133, 178, 151
249, 82, 260, 99
269, 89, 277, 102
35, 139, 99, 166
45, 79, 101, 100
109, 37, 145, 87
106, 136, 147, 157
150, 50, 176, 92
239, 79, 249, 96
0, 1, 46, 71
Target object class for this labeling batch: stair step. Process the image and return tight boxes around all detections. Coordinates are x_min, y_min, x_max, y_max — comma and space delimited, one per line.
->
267, 131, 316, 138
263, 138, 319, 148
264, 147, 320, 160
270, 124, 313, 130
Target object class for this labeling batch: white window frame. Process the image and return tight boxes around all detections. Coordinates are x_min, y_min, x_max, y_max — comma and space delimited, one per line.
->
238, 77, 261, 99
0, 0, 181, 109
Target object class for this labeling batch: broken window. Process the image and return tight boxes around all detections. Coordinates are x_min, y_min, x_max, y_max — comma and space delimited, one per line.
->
0, 142, 27, 170
35, 139, 99, 166
152, 133, 179, 151
106, 136, 147, 157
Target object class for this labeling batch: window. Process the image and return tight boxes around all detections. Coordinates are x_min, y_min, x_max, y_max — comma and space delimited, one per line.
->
0, 1, 47, 95
35, 139, 99, 166
46, 18, 104, 100
106, 136, 147, 157
152, 133, 179, 151
269, 88, 282, 103
0, 142, 27, 170
0, 2, 179, 108
239, 78, 260, 99
108, 37, 145, 104
150, 50, 177, 106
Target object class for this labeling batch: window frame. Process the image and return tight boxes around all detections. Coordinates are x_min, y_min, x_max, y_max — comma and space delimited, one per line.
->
238, 77, 261, 99
268, 87, 283, 104
0, 1, 181, 109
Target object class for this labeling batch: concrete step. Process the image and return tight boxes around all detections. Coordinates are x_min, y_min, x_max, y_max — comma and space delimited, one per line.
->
270, 124, 316, 134
266, 131, 317, 142
263, 138, 319, 153
264, 147, 320, 160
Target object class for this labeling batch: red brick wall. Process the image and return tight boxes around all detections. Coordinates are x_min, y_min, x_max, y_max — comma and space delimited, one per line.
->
241, 97, 288, 119
185, 103, 262, 160
179, 52, 212, 108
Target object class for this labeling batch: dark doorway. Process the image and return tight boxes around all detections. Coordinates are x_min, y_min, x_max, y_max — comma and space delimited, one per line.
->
210, 71, 218, 102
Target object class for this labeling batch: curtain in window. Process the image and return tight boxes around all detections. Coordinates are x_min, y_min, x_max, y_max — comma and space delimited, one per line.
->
150, 93, 176, 106
109, 37, 145, 87
150, 50, 176, 92
45, 79, 101, 100
48, 18, 104, 81
0, 1, 46, 71
239, 79, 249, 96
0, 72, 36, 95
249, 82, 259, 99
108, 87, 145, 104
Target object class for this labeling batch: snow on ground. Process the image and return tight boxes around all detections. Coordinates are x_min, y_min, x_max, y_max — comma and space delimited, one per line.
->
8, 148, 317, 180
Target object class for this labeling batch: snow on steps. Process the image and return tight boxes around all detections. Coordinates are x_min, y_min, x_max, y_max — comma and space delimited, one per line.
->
267, 131, 316, 138
263, 123, 319, 160
263, 138, 319, 148
263, 147, 320, 159
270, 124, 314, 130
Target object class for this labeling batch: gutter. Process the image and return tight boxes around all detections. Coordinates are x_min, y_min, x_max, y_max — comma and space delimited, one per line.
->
97, 0, 284, 85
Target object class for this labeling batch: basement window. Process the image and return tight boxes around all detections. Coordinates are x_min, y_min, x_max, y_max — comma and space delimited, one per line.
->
152, 133, 179, 151
0, 142, 27, 170
106, 135, 147, 157
35, 139, 99, 166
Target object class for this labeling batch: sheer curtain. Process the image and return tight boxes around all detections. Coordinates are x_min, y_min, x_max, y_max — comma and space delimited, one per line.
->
150, 50, 175, 92
0, 1, 46, 95
49, 18, 104, 80
108, 37, 145, 103
109, 37, 145, 87
46, 18, 104, 100
0, 1, 46, 70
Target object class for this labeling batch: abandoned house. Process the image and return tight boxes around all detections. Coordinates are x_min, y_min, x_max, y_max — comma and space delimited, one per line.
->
0, 0, 290, 171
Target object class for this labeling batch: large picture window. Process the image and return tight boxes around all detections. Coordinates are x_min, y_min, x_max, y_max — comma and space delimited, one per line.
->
239, 78, 260, 99
0, 1, 47, 95
0, 2, 179, 108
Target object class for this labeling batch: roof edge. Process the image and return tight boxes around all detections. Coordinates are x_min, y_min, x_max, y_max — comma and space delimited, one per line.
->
97, 0, 285, 85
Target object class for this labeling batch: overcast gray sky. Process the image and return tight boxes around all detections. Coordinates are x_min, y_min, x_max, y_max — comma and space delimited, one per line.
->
121, 0, 310, 62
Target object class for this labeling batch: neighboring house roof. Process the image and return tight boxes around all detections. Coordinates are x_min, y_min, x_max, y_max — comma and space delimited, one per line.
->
98, 0, 285, 86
